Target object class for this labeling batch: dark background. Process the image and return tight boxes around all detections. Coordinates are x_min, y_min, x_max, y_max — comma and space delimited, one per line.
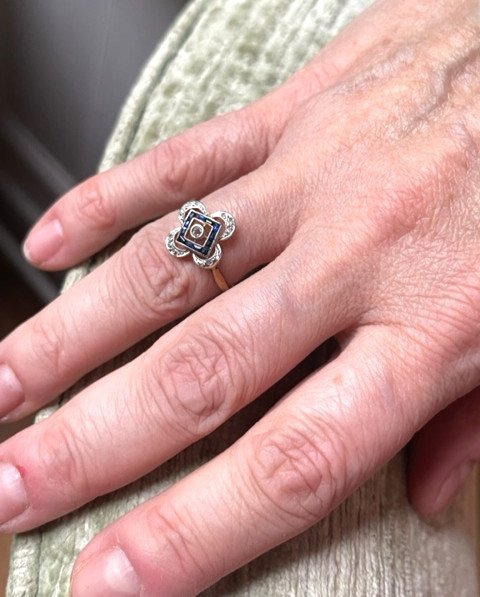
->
0, 0, 187, 304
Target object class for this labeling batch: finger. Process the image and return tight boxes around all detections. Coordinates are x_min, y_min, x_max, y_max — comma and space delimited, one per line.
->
21, 52, 340, 273
22, 102, 278, 270
0, 165, 293, 423
0, 237, 362, 532
21, 4, 392, 273
407, 388, 479, 518
66, 325, 440, 596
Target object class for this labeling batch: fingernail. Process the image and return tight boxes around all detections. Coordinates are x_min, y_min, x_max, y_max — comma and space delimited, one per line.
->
0, 364, 24, 419
71, 547, 141, 596
431, 461, 474, 516
23, 218, 64, 264
0, 462, 29, 526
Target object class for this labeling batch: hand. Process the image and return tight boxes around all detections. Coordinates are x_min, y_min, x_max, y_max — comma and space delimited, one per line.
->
1, 0, 480, 594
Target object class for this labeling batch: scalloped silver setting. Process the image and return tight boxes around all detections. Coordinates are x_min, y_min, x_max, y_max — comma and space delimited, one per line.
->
165, 227, 190, 258
193, 244, 222, 269
166, 200, 235, 271
211, 211, 236, 241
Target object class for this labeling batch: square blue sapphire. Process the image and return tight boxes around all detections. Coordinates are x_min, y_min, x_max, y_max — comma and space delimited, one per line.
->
176, 210, 221, 257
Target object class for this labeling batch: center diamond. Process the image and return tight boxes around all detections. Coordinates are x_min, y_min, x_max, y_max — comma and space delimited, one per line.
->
176, 210, 221, 257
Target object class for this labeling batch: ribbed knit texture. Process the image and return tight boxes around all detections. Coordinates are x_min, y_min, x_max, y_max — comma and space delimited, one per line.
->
7, 0, 479, 595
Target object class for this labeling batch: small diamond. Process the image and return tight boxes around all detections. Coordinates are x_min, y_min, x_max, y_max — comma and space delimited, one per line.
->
190, 223, 204, 239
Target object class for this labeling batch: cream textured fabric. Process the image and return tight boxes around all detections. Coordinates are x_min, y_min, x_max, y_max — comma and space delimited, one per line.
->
7, 0, 480, 595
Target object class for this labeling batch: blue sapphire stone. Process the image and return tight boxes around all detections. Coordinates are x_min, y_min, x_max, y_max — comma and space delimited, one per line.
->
176, 210, 221, 257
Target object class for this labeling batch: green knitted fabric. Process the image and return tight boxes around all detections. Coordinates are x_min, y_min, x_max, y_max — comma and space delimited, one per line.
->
7, 0, 479, 595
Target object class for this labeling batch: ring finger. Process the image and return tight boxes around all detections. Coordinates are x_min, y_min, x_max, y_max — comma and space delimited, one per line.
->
0, 165, 291, 422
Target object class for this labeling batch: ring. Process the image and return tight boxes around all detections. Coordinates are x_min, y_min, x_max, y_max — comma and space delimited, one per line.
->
165, 200, 236, 291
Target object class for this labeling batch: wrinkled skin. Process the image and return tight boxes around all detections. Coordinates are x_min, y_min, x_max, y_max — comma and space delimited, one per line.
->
1, 0, 480, 594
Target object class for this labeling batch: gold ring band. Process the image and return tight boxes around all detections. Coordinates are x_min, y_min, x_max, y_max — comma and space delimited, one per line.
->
212, 266, 229, 292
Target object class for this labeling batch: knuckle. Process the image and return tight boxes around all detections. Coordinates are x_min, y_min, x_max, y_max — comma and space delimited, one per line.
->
246, 417, 348, 526
363, 169, 432, 244
153, 134, 199, 196
362, 169, 440, 244
207, 107, 271, 173
142, 503, 209, 578
361, 139, 466, 246
120, 226, 193, 322
408, 268, 480, 366
35, 419, 93, 504
28, 317, 65, 375
152, 114, 248, 196
307, 57, 344, 92
74, 175, 116, 230
147, 319, 248, 439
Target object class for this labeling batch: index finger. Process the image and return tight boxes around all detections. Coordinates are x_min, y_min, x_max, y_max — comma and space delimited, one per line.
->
22, 39, 368, 272
22, 102, 274, 270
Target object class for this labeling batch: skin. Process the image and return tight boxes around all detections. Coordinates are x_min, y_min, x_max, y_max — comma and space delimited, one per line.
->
1, 0, 480, 594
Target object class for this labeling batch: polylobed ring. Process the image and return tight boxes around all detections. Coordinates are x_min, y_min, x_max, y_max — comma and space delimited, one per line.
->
165, 200, 235, 279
